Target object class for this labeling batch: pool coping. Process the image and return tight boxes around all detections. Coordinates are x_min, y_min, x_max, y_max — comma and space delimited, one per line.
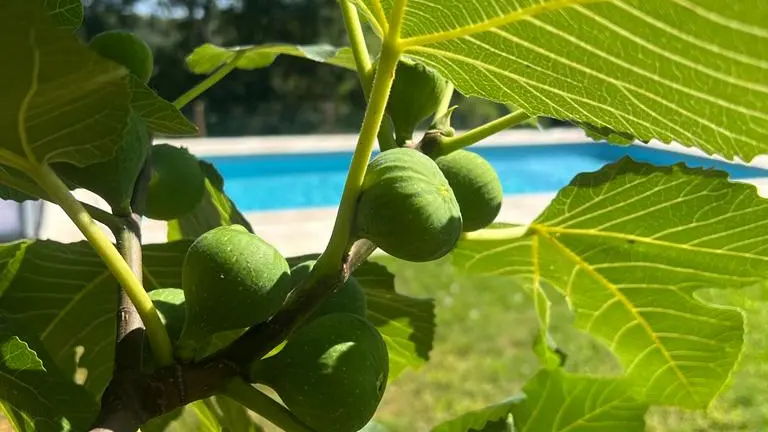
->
160, 127, 768, 170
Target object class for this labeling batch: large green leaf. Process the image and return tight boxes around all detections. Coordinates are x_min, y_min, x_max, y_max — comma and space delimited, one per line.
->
431, 400, 517, 432
0, 318, 98, 432
186, 43, 357, 74
431, 369, 646, 432
453, 157, 768, 408
43, 0, 82, 31
510, 369, 647, 431
353, 261, 436, 381
143, 240, 192, 291
167, 161, 253, 241
130, 76, 198, 136
358, 0, 768, 161
0, 241, 116, 397
0, 240, 197, 400
0, 0, 131, 167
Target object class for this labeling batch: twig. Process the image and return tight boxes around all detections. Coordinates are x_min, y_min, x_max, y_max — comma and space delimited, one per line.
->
112, 159, 153, 372
90, 359, 238, 432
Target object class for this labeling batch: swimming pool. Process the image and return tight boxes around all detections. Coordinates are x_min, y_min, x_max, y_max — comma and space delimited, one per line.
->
204, 143, 768, 212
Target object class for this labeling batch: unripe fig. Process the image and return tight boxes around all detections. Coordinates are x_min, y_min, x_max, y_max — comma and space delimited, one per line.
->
355, 148, 462, 262
89, 30, 154, 83
144, 144, 206, 220
251, 313, 388, 432
290, 260, 367, 320
435, 150, 503, 232
177, 225, 292, 360
385, 58, 451, 144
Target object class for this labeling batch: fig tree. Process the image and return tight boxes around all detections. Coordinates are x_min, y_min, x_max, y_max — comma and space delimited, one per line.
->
385, 58, 451, 145
435, 150, 503, 232
251, 313, 388, 432
176, 225, 292, 361
355, 148, 462, 262
89, 30, 154, 83
144, 144, 206, 220
290, 260, 367, 320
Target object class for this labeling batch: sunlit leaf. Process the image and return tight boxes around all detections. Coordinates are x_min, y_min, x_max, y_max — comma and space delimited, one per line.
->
130, 76, 198, 136
431, 400, 516, 432
0, 317, 98, 432
186, 43, 357, 74
510, 369, 646, 431
0, 240, 199, 399
454, 157, 765, 408
354, 261, 436, 380
359, 0, 768, 161
0, 0, 131, 168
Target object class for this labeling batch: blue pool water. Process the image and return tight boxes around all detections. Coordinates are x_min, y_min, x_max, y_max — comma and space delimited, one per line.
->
204, 143, 768, 212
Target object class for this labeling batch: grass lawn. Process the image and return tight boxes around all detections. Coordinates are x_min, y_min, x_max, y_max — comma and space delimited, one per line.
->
372, 256, 768, 432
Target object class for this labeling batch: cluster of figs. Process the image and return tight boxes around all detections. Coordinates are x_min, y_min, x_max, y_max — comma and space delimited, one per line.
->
150, 224, 386, 432
84, 29, 503, 431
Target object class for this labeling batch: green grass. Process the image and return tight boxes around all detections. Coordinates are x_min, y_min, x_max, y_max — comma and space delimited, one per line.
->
371, 256, 768, 432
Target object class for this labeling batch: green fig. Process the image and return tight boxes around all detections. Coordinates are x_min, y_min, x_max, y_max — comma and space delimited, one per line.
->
251, 313, 389, 432
89, 30, 154, 83
355, 148, 462, 262
176, 225, 292, 361
144, 144, 206, 220
290, 260, 367, 321
385, 58, 450, 145
435, 150, 503, 232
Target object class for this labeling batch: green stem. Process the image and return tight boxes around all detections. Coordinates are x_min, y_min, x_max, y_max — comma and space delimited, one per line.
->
315, 40, 403, 273
173, 52, 246, 110
339, 0, 374, 90
33, 164, 174, 367
437, 109, 531, 156
338, 0, 398, 151
222, 379, 313, 432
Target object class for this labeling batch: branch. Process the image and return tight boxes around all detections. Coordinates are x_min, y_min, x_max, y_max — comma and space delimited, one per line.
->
217, 32, 404, 367
112, 159, 152, 372
338, 0, 398, 150
90, 360, 238, 432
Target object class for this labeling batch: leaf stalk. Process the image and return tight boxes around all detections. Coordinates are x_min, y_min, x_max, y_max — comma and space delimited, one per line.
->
436, 109, 531, 156
173, 52, 246, 110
